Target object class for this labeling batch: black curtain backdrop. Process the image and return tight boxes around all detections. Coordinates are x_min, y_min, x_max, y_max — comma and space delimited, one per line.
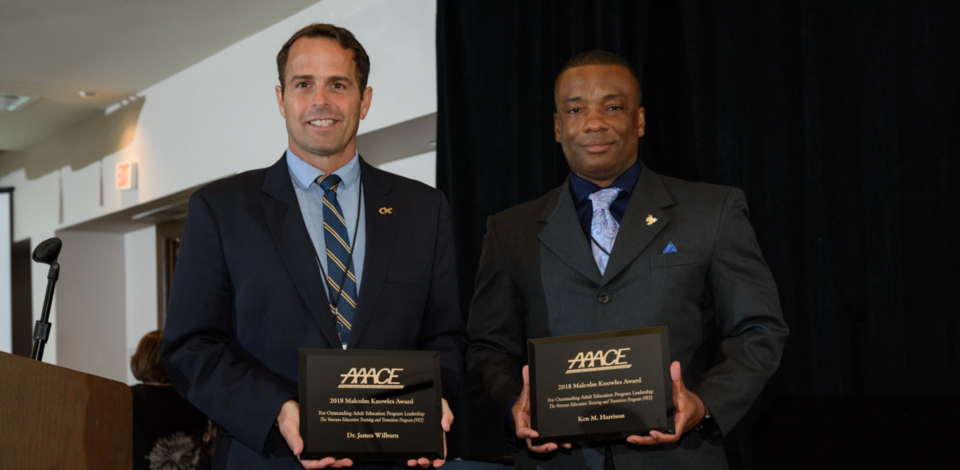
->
438, 0, 960, 468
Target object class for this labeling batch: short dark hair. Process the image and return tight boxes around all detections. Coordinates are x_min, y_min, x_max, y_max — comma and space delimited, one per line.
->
276, 23, 370, 94
554, 50, 642, 108
131, 330, 168, 383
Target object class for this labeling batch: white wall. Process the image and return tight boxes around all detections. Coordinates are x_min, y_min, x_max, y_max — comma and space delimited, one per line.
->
380, 151, 437, 188
0, 0, 438, 373
55, 231, 127, 382
125, 226, 159, 384
0, 192, 11, 353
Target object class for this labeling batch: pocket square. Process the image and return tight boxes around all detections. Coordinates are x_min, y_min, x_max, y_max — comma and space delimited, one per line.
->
663, 241, 678, 253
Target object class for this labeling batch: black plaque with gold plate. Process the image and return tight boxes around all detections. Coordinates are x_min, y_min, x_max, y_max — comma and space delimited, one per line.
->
299, 349, 442, 460
528, 327, 673, 445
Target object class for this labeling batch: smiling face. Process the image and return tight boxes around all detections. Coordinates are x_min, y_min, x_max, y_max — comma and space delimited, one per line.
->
275, 36, 372, 172
554, 64, 645, 187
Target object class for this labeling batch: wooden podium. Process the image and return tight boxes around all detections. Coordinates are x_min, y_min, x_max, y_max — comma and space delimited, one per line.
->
0, 351, 132, 469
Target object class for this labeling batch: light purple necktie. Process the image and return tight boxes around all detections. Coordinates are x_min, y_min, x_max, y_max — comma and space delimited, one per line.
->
588, 188, 622, 275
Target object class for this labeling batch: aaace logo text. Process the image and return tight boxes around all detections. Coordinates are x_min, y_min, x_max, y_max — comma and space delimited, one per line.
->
338, 367, 405, 389
566, 348, 632, 374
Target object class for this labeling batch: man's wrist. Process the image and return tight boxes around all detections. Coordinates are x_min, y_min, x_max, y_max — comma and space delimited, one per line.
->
693, 406, 721, 441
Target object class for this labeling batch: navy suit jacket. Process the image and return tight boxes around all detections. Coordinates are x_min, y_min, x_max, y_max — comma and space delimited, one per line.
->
466, 165, 788, 469
161, 155, 465, 470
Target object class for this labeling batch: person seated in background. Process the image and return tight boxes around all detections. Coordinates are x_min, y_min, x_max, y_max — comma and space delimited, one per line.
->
131, 330, 213, 470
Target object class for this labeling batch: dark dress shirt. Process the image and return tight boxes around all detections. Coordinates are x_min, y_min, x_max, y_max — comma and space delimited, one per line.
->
569, 158, 643, 236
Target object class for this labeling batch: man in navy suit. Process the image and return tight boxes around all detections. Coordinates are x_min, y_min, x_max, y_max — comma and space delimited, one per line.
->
466, 51, 788, 469
162, 24, 464, 470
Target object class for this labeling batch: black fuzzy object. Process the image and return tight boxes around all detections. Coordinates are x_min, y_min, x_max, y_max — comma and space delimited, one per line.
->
148, 432, 199, 470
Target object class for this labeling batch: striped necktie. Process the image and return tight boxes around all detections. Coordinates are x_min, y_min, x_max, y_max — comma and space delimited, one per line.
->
317, 174, 358, 345
588, 187, 622, 275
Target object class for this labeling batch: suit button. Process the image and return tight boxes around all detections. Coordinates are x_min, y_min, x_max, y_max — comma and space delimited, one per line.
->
598, 293, 611, 304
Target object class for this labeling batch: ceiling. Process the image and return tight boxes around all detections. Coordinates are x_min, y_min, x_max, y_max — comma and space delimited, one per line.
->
0, 0, 321, 152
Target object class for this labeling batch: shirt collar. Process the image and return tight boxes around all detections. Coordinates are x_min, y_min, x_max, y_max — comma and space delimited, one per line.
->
286, 149, 361, 191
569, 158, 643, 205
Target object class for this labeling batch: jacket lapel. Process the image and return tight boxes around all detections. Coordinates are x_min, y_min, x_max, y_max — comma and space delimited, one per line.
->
347, 159, 395, 348
260, 155, 341, 348
538, 180, 603, 285
600, 165, 674, 287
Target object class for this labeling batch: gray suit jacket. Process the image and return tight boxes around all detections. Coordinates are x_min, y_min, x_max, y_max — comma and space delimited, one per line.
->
466, 165, 788, 469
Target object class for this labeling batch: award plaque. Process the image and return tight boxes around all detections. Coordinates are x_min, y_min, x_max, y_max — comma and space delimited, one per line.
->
298, 349, 443, 460
528, 327, 673, 445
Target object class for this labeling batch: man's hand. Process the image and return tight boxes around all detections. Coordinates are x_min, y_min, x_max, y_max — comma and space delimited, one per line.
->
626, 361, 706, 446
407, 398, 453, 468
277, 399, 354, 469
513, 365, 573, 453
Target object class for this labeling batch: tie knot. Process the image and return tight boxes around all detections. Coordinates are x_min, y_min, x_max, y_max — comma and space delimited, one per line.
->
588, 187, 621, 210
317, 174, 342, 192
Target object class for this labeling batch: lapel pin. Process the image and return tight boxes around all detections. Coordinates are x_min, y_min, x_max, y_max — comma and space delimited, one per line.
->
379, 207, 393, 215
646, 214, 658, 226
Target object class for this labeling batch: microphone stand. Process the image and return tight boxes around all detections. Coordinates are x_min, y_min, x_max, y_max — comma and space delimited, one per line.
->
30, 238, 62, 361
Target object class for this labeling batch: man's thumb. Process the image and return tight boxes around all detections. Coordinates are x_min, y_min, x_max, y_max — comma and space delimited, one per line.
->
670, 361, 685, 392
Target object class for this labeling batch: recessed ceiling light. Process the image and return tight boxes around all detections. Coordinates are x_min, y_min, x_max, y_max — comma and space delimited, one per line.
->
1, 94, 36, 112
77, 91, 98, 98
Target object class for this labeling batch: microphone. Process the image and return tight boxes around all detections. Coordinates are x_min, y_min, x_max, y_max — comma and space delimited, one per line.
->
32, 237, 62, 264
30, 237, 62, 361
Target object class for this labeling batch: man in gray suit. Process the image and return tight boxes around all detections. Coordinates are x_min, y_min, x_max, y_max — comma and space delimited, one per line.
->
466, 50, 788, 469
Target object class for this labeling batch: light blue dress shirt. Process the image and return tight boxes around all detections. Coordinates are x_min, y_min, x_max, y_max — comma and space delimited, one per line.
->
286, 149, 366, 296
